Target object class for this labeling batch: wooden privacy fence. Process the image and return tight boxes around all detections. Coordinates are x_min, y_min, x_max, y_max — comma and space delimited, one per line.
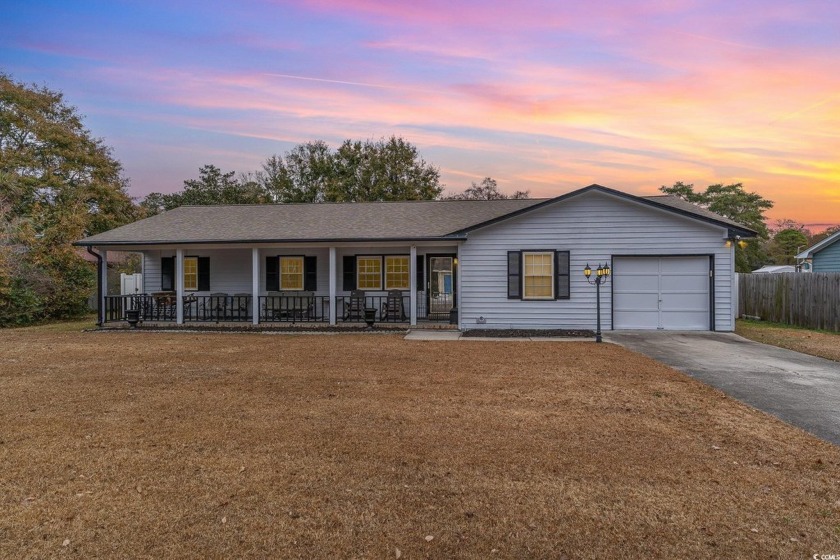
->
737, 273, 840, 331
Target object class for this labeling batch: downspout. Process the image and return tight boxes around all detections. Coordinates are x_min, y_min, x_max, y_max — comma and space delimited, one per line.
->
86, 247, 104, 327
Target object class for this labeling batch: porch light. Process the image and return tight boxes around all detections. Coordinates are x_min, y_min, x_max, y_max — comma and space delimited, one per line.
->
725, 235, 743, 248
584, 262, 611, 343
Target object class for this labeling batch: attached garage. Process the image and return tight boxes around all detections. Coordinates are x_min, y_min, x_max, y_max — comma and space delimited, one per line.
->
612, 256, 712, 330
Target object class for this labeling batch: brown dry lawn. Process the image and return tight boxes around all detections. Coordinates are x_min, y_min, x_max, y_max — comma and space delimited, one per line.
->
1, 321, 839, 559
736, 319, 840, 362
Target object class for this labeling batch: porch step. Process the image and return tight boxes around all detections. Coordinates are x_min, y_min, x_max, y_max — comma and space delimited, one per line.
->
414, 322, 459, 330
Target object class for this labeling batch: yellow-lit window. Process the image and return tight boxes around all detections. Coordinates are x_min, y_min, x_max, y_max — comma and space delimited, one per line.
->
385, 256, 409, 290
357, 257, 382, 290
523, 252, 553, 299
280, 257, 304, 290
183, 257, 198, 291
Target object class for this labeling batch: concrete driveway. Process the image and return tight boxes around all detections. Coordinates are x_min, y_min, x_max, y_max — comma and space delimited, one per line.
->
604, 331, 840, 446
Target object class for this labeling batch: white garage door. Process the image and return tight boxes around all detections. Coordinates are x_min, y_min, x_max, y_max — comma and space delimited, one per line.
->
613, 256, 711, 330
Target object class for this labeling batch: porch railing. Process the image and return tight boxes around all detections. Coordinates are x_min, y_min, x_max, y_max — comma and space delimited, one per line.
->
183, 294, 252, 322
259, 295, 330, 323
104, 294, 255, 323
104, 294, 177, 323
334, 294, 410, 323
417, 291, 453, 322
104, 292, 453, 324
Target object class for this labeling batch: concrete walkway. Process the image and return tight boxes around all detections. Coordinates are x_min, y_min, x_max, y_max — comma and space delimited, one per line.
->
605, 331, 840, 446
404, 330, 462, 340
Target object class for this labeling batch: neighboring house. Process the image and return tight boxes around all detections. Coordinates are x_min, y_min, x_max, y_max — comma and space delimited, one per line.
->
74, 184, 755, 331
752, 265, 797, 274
796, 230, 840, 272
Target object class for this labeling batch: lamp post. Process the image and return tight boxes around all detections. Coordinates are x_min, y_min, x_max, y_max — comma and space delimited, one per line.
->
584, 262, 611, 343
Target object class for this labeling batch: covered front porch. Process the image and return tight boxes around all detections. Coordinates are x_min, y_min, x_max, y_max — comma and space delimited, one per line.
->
96, 242, 460, 327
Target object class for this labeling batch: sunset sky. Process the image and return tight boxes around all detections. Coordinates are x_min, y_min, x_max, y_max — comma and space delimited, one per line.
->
2, 0, 839, 230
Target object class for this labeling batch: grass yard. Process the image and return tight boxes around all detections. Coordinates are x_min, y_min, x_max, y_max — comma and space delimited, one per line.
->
1, 323, 839, 559
736, 319, 840, 362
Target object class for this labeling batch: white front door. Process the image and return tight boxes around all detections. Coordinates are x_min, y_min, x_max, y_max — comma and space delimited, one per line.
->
613, 256, 711, 330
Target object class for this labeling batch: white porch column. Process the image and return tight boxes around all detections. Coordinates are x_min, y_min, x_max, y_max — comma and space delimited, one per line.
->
175, 248, 184, 324
329, 247, 337, 325
100, 248, 108, 324
252, 248, 260, 325
409, 245, 417, 326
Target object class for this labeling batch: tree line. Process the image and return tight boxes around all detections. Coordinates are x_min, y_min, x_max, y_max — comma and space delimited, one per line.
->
140, 143, 528, 215
1, 74, 834, 326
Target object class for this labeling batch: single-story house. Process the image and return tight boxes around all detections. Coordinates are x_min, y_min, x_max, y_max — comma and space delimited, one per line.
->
795, 230, 840, 272
75, 184, 756, 331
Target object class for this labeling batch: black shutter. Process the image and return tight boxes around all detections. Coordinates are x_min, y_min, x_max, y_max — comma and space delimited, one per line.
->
266, 256, 279, 291
416, 255, 425, 292
555, 250, 570, 299
507, 251, 521, 299
161, 257, 174, 291
304, 256, 317, 291
197, 257, 210, 291
342, 256, 356, 291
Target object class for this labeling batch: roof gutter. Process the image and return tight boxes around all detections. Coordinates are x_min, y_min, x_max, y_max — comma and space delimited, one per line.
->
72, 235, 467, 247
86, 247, 104, 327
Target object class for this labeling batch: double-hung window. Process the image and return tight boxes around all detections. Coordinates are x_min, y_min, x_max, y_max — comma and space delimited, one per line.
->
183, 257, 198, 291
384, 256, 409, 290
357, 257, 382, 290
280, 256, 304, 291
523, 252, 554, 299
161, 256, 209, 292
508, 250, 570, 300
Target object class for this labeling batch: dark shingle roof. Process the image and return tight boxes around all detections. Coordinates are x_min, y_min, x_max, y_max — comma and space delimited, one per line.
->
76, 184, 756, 246
77, 198, 544, 245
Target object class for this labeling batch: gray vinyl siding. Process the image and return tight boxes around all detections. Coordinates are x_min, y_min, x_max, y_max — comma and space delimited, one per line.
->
142, 250, 161, 293
813, 241, 840, 272
458, 190, 734, 331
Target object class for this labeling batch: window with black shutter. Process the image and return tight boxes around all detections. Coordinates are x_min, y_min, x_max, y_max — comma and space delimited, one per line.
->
197, 257, 210, 291
416, 254, 425, 292
507, 251, 521, 299
342, 256, 356, 291
554, 251, 570, 300
265, 256, 279, 291
161, 257, 174, 291
509, 250, 571, 300
304, 256, 317, 291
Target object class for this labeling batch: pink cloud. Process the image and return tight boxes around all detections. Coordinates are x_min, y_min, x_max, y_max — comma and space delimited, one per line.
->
77, 9, 840, 224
